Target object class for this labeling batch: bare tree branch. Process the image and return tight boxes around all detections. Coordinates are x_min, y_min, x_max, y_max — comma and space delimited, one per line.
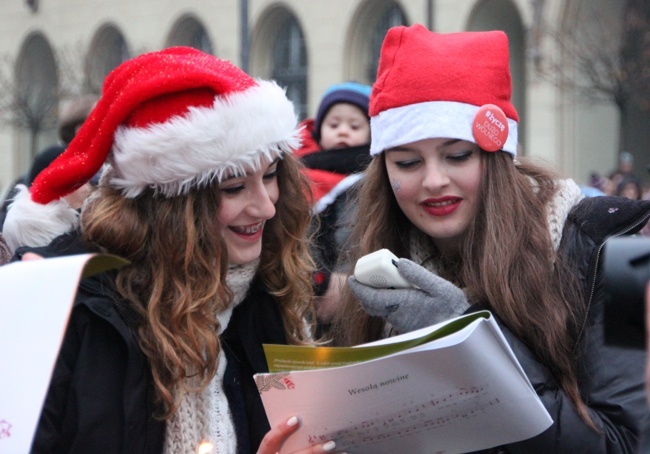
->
0, 41, 102, 156
0, 54, 57, 134
56, 42, 91, 99
537, 0, 650, 112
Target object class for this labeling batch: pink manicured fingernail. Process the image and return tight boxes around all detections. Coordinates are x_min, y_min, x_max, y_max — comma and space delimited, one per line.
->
323, 440, 336, 452
287, 416, 299, 427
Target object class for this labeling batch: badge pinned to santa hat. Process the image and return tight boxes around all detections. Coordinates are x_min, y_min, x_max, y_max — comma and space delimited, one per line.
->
3, 46, 301, 252
369, 24, 519, 157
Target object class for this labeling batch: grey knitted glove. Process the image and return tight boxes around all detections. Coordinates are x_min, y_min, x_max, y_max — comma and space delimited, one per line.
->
348, 258, 470, 333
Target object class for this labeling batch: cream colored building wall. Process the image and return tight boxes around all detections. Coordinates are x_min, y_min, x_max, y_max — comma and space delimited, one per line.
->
0, 0, 624, 194
435, 0, 477, 32
13, 0, 241, 61
522, 0, 564, 171
550, 0, 623, 182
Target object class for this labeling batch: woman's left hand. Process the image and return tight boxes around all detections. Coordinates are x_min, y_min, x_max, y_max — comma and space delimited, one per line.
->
348, 258, 470, 332
257, 416, 342, 454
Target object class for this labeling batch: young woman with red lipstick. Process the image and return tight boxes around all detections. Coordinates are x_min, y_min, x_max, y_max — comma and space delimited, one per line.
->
332, 25, 650, 452
5, 48, 339, 454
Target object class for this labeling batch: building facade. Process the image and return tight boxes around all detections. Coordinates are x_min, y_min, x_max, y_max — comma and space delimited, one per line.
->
0, 0, 646, 196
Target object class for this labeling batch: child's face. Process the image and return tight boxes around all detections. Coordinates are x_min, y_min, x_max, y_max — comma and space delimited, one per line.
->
319, 103, 370, 150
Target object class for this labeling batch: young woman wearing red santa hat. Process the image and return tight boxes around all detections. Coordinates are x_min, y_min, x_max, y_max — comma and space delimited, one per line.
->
333, 24, 650, 452
4, 48, 336, 453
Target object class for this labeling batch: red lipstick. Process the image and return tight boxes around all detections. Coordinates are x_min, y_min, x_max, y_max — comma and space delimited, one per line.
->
421, 196, 461, 216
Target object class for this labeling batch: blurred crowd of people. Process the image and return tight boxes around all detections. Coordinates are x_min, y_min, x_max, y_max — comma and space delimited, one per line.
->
586, 151, 649, 201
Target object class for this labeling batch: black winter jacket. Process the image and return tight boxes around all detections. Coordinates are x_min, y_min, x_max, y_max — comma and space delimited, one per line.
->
24, 232, 287, 454
482, 196, 650, 453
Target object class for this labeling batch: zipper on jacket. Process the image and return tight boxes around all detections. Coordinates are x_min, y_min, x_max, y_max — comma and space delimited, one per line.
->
572, 211, 650, 354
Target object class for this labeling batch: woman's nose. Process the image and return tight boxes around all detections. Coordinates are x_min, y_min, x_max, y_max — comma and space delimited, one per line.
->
422, 161, 450, 191
248, 183, 277, 219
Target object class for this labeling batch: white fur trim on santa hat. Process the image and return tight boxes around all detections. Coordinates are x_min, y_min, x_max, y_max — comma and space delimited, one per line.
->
110, 80, 300, 198
313, 173, 363, 215
370, 100, 518, 157
2, 185, 79, 252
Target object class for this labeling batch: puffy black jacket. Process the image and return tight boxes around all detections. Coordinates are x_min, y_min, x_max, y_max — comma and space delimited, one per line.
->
481, 196, 650, 453
24, 232, 287, 453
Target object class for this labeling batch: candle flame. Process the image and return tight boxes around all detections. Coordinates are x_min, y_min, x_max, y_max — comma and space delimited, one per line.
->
197, 441, 214, 454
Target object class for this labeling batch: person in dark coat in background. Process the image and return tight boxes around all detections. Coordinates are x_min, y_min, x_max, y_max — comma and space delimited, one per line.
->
333, 24, 650, 452
5, 47, 336, 454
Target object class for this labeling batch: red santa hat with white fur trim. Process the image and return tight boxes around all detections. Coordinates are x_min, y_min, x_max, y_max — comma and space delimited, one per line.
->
369, 24, 519, 157
3, 46, 300, 252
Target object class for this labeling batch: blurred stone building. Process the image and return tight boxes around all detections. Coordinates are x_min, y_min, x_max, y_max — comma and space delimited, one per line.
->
0, 0, 647, 195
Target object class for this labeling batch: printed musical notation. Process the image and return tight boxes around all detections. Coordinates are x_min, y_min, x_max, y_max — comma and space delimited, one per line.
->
306, 387, 497, 449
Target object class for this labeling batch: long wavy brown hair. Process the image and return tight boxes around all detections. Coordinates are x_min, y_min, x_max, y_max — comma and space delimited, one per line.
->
332, 151, 594, 427
80, 154, 315, 418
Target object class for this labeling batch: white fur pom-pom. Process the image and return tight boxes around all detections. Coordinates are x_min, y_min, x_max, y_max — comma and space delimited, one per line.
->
2, 185, 79, 252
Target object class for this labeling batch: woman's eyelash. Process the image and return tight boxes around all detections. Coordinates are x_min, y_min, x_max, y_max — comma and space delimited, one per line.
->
448, 151, 473, 161
264, 169, 278, 179
221, 185, 244, 194
221, 168, 277, 193
395, 160, 420, 169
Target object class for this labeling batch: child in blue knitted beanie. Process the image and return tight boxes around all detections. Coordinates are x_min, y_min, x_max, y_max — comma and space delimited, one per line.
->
312, 81, 372, 150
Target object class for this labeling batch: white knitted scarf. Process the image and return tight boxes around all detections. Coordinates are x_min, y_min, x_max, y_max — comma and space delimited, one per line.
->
163, 259, 259, 454
545, 179, 584, 252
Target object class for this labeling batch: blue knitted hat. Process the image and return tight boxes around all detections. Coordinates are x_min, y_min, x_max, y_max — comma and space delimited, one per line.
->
313, 81, 372, 143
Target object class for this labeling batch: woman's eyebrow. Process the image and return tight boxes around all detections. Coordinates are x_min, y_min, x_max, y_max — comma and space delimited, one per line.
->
439, 139, 461, 148
386, 139, 461, 153
385, 145, 417, 153
222, 158, 281, 181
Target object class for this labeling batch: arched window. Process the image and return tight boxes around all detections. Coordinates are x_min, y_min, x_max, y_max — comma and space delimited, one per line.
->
345, 1, 407, 84
167, 15, 214, 54
15, 33, 58, 155
271, 15, 308, 120
85, 24, 130, 93
367, 4, 406, 81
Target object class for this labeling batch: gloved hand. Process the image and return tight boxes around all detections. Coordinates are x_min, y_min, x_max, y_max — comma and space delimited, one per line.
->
347, 258, 470, 333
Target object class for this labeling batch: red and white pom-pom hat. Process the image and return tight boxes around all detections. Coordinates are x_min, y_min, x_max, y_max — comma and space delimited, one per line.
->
3, 46, 300, 251
369, 24, 519, 157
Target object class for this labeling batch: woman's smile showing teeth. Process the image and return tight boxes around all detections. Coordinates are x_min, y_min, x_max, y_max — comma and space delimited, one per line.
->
230, 221, 264, 236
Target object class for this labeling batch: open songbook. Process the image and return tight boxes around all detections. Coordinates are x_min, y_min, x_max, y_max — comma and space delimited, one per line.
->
255, 311, 553, 454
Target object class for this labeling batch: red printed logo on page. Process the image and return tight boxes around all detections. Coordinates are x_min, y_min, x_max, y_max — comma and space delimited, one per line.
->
282, 376, 296, 389
472, 104, 509, 152
0, 419, 12, 439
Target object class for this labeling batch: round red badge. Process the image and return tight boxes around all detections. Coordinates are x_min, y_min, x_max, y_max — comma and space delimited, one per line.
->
472, 104, 509, 152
